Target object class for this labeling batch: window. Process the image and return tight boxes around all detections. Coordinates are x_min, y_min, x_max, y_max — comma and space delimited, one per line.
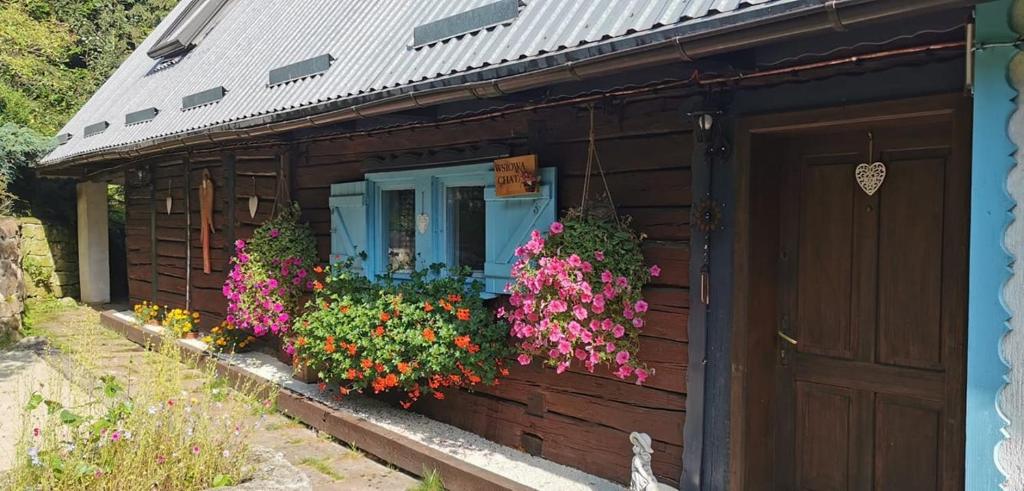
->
328, 162, 557, 296
384, 189, 416, 271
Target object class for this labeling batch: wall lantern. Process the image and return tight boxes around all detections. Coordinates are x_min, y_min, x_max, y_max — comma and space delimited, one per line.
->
688, 110, 721, 143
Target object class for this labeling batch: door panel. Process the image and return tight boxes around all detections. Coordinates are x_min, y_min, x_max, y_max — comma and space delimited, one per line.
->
876, 155, 947, 370
797, 160, 856, 359
774, 119, 967, 491
873, 394, 942, 491
795, 382, 854, 491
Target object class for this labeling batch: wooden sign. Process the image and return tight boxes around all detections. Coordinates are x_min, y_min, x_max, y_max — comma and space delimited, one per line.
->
494, 154, 539, 197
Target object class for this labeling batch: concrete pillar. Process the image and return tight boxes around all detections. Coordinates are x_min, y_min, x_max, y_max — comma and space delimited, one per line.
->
77, 181, 110, 304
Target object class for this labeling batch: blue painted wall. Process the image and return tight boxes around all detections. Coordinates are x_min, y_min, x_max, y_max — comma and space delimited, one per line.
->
967, 1, 1015, 489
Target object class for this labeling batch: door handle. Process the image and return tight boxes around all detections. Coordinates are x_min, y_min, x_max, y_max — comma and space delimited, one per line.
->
777, 330, 798, 346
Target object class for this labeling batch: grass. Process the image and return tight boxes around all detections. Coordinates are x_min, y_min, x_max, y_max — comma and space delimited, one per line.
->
21, 296, 76, 335
410, 467, 446, 491
344, 441, 364, 459
2, 306, 270, 490
299, 456, 344, 481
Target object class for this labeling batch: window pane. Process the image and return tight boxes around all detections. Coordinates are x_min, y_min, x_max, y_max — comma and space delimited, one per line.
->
384, 189, 416, 271
447, 186, 485, 271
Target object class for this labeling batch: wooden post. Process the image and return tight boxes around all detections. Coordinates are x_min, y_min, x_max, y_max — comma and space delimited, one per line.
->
224, 153, 236, 258
184, 155, 192, 311
149, 161, 158, 300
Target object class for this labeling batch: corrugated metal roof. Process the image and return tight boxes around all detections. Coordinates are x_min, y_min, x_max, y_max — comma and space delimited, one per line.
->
42, 0, 800, 166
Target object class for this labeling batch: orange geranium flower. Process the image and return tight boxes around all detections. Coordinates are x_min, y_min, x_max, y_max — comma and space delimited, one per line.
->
454, 335, 471, 349
438, 299, 453, 311
339, 305, 350, 314
374, 325, 385, 337
400, 401, 412, 409
468, 374, 482, 384
468, 343, 480, 353
423, 302, 434, 312
361, 358, 373, 369
422, 328, 436, 342
456, 308, 471, 321
346, 343, 357, 356
313, 265, 324, 273
397, 362, 411, 374
380, 312, 391, 322
375, 363, 386, 373
384, 373, 398, 388
324, 335, 336, 353
296, 337, 308, 348
339, 386, 349, 396
312, 280, 324, 291
346, 368, 357, 380
448, 294, 462, 303
433, 391, 446, 400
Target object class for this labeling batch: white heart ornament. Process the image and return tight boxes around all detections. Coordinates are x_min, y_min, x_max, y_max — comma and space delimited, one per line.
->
248, 195, 259, 218
855, 162, 886, 196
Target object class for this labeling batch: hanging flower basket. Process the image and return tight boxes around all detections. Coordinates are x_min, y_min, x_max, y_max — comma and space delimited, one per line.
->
222, 203, 317, 346
499, 209, 660, 384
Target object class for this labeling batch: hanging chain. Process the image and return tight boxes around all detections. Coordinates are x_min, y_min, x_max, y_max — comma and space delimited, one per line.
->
579, 104, 619, 225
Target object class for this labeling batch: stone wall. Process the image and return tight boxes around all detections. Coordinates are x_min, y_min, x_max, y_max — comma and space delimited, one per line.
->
0, 218, 24, 336
18, 217, 79, 299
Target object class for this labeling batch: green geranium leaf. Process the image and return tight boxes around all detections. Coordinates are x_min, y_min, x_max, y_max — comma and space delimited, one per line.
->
44, 399, 63, 415
25, 392, 43, 411
211, 474, 235, 487
59, 409, 82, 426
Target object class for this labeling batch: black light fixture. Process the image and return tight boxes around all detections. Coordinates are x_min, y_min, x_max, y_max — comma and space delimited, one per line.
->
688, 110, 721, 143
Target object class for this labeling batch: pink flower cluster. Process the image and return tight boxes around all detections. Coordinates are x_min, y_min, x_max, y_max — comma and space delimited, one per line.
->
499, 222, 660, 385
223, 239, 308, 337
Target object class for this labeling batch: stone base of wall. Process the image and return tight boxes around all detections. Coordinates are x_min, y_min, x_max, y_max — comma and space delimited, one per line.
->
0, 218, 24, 337
18, 217, 79, 299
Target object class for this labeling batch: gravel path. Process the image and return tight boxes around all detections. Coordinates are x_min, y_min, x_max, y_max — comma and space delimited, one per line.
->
17, 305, 418, 491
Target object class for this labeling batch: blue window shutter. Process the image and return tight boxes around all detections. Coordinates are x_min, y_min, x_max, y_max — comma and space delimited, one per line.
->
329, 181, 369, 276
483, 167, 556, 295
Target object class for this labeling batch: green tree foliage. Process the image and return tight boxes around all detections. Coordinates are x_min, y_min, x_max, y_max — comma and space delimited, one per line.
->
0, 0, 176, 135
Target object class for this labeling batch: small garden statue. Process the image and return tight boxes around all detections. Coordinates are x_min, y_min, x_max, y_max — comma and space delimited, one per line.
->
630, 432, 677, 491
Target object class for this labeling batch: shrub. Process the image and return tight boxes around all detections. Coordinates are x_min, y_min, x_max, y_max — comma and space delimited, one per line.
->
499, 209, 660, 384
294, 261, 511, 406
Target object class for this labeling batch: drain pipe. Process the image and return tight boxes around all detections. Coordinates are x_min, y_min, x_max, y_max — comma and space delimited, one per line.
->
47, 0, 979, 171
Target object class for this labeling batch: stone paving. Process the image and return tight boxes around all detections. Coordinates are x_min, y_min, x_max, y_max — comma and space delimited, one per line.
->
6, 304, 418, 491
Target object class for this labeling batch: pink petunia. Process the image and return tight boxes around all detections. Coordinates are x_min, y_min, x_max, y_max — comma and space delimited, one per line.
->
615, 350, 630, 365
517, 354, 533, 366
612, 324, 626, 338
594, 250, 605, 261
634, 300, 649, 313
573, 304, 588, 321
601, 271, 613, 283
550, 222, 564, 234
649, 265, 662, 277
634, 368, 649, 385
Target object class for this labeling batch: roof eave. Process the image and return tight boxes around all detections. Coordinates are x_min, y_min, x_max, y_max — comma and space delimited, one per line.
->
40, 0, 979, 173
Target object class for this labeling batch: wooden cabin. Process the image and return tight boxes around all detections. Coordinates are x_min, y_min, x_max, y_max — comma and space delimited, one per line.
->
41, 0, 1023, 488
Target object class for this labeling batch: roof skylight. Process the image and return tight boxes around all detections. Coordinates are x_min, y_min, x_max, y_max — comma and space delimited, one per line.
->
147, 0, 231, 59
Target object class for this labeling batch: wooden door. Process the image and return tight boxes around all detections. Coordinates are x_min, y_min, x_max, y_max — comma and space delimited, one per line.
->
773, 120, 967, 490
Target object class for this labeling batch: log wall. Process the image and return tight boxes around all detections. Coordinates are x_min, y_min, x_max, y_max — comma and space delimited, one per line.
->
123, 94, 692, 486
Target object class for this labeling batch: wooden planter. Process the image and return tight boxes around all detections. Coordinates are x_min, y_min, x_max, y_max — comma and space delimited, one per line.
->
292, 356, 318, 384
